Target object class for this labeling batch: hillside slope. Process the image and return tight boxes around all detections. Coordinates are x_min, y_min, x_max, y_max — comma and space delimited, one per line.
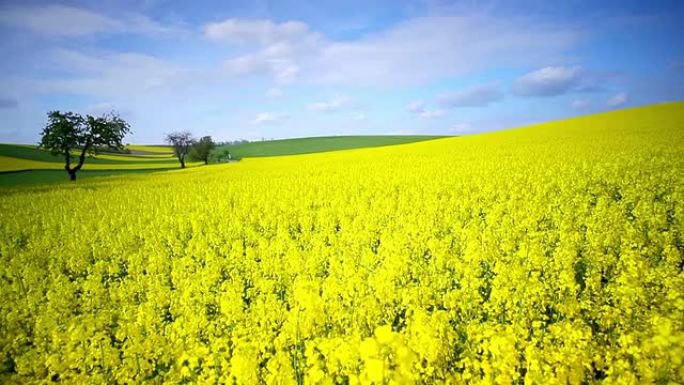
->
1, 102, 682, 382
0, 144, 198, 185
214, 135, 447, 159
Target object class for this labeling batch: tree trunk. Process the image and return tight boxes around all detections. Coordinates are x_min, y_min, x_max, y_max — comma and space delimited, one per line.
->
63, 142, 91, 181
204, 158, 208, 165
64, 151, 76, 181
68, 142, 90, 181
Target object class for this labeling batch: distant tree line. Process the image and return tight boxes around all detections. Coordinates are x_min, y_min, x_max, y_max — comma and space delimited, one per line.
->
216, 139, 251, 146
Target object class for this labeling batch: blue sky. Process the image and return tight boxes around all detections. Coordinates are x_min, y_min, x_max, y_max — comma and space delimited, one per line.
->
0, 0, 683, 143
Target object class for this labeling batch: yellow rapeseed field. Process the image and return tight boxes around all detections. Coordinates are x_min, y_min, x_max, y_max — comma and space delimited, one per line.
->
1, 102, 683, 384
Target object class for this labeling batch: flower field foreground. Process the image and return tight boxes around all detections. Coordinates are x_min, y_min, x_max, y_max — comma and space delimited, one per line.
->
1, 102, 683, 384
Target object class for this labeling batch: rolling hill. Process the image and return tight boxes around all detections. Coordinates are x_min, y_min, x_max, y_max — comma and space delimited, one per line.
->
0, 137, 446, 187
213, 135, 447, 159
0, 144, 194, 187
1, 102, 682, 383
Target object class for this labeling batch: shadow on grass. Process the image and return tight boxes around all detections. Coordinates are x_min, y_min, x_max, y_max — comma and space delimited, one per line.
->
0, 169, 169, 190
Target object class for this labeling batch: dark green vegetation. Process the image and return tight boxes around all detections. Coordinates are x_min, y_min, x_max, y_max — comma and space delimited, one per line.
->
38, 110, 131, 180
213, 135, 447, 160
0, 144, 176, 164
0, 143, 179, 188
0, 169, 163, 189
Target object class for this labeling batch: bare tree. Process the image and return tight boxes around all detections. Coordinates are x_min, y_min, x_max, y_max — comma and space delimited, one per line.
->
166, 131, 195, 168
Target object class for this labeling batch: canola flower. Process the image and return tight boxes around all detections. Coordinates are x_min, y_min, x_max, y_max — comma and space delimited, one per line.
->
0, 102, 683, 384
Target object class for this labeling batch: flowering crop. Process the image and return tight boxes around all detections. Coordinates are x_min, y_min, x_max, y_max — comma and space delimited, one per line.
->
1, 102, 683, 384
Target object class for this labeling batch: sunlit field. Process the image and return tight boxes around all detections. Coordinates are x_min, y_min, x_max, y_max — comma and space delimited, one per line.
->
1, 102, 683, 384
0, 144, 184, 173
0, 144, 199, 187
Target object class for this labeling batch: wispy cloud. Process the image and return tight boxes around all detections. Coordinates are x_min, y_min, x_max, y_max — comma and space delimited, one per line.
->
406, 100, 446, 119
571, 99, 589, 109
308, 15, 578, 86
0, 4, 180, 37
606, 92, 629, 107
204, 19, 310, 45
250, 112, 288, 125
406, 100, 425, 113
419, 109, 447, 119
265, 87, 284, 98
512, 66, 583, 97
208, 14, 577, 87
307, 97, 347, 112
2, 1, 676, 144
222, 48, 303, 85
33, 49, 189, 97
437, 83, 503, 107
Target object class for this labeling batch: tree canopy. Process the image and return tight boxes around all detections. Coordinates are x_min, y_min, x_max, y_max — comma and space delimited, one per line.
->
189, 136, 216, 165
39, 111, 130, 180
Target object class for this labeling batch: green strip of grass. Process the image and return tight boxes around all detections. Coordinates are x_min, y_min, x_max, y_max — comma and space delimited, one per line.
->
0, 169, 164, 189
0, 144, 177, 164
213, 135, 448, 159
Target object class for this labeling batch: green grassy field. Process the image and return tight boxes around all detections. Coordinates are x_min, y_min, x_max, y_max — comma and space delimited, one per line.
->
213, 135, 447, 159
0, 169, 167, 188
0, 144, 178, 165
0, 136, 447, 187
0, 144, 190, 187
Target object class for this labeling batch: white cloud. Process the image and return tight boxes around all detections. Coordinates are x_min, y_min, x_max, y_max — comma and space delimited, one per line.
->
204, 19, 309, 45
13, 48, 241, 121
208, 21, 312, 85
223, 54, 269, 75
437, 83, 503, 107
419, 109, 447, 119
307, 97, 347, 112
251, 112, 288, 125
352, 113, 366, 121
265, 87, 284, 98
274, 64, 300, 84
571, 99, 589, 109
223, 45, 308, 85
36, 49, 187, 97
406, 100, 425, 112
0, 5, 179, 37
123, 12, 182, 36
309, 15, 577, 86
606, 92, 629, 107
512, 66, 583, 97
0, 5, 122, 36
406, 99, 446, 119
208, 14, 577, 87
